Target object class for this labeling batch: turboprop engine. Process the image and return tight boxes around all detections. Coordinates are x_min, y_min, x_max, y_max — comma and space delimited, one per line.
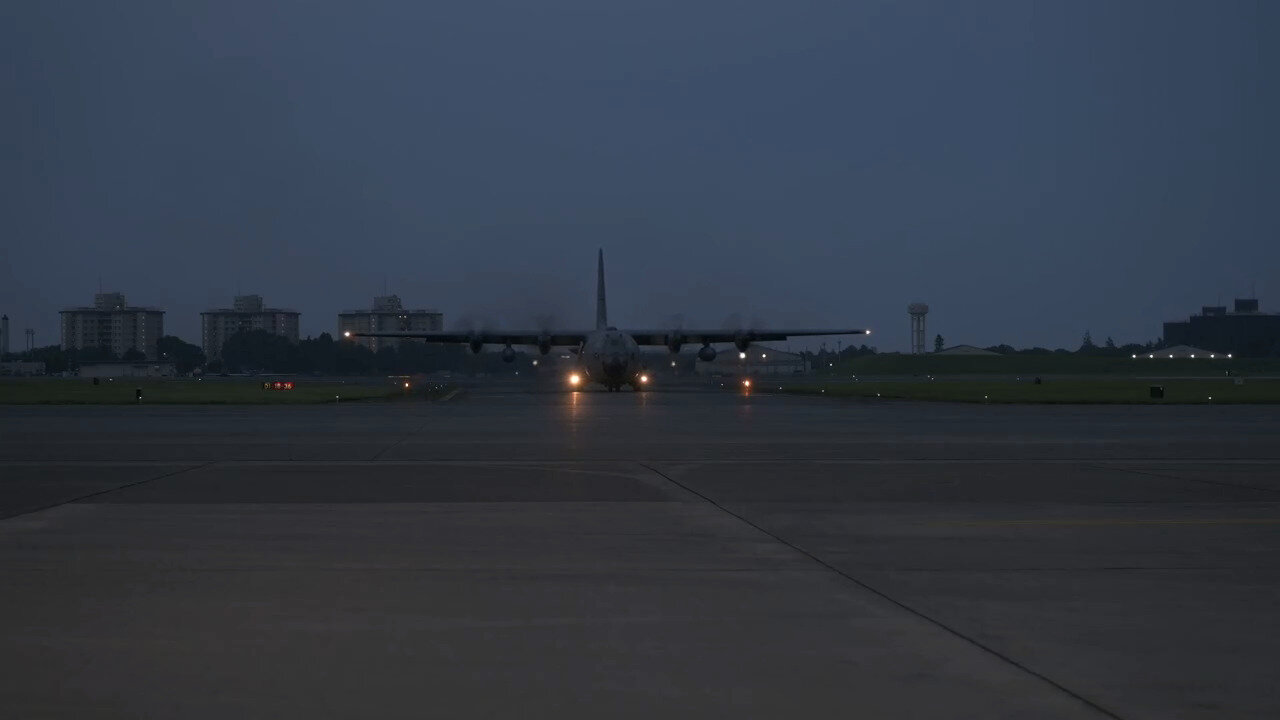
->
666, 332, 683, 355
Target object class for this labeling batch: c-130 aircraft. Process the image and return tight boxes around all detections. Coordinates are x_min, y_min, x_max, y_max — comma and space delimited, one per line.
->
348, 250, 870, 391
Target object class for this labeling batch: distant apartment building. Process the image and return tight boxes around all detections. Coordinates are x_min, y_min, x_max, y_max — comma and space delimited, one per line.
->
60, 292, 165, 360
201, 295, 301, 360
338, 295, 443, 352
1, 314, 9, 356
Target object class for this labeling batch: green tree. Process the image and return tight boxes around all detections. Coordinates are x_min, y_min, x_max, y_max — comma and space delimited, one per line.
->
934, 334, 944, 352
221, 330, 300, 374
299, 333, 338, 374
157, 336, 206, 374
1079, 331, 1097, 354
333, 337, 377, 375
16, 345, 69, 373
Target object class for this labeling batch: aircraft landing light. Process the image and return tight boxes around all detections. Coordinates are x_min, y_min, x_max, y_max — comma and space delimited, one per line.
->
569, 373, 581, 386
743, 379, 751, 388
639, 374, 649, 384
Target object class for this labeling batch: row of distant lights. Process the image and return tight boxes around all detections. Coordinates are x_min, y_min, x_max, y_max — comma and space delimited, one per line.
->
1133, 353, 1231, 359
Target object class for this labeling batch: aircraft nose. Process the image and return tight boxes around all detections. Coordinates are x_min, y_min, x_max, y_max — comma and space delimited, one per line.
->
603, 354, 627, 374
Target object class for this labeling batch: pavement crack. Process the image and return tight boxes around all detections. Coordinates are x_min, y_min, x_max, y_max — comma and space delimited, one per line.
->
0, 460, 219, 522
370, 415, 431, 461
638, 461, 1127, 720
1088, 464, 1280, 495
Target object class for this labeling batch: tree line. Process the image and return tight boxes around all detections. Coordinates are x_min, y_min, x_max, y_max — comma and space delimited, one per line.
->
798, 332, 1169, 368
4, 336, 208, 375
212, 330, 520, 375
5, 330, 1175, 376
6, 331, 540, 376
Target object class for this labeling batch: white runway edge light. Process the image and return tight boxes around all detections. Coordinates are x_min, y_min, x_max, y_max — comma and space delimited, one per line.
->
1136, 352, 1231, 359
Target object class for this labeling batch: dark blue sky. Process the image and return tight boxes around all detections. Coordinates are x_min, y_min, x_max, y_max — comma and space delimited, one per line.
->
2, 1, 1273, 351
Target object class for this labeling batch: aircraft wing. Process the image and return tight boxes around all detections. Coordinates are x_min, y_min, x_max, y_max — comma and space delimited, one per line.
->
627, 329, 870, 346
346, 330, 591, 346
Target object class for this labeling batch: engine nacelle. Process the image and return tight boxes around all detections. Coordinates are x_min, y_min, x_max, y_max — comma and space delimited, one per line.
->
697, 345, 717, 362
500, 345, 516, 363
469, 338, 484, 354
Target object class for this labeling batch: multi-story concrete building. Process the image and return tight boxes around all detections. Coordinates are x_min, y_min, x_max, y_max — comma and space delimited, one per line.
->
1163, 298, 1280, 358
201, 295, 301, 361
60, 292, 165, 360
338, 295, 443, 352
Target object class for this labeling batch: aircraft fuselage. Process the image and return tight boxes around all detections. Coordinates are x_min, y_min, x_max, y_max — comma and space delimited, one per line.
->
577, 328, 643, 390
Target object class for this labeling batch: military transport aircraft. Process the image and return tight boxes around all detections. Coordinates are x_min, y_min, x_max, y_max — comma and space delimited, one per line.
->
347, 250, 869, 391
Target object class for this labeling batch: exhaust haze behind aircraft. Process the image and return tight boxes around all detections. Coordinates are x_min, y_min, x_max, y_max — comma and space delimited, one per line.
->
350, 250, 869, 390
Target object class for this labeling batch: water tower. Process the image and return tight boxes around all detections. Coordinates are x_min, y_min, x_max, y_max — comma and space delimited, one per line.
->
908, 303, 929, 355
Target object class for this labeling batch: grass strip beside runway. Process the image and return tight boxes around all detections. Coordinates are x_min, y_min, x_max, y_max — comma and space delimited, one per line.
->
778, 379, 1280, 404
0, 379, 456, 404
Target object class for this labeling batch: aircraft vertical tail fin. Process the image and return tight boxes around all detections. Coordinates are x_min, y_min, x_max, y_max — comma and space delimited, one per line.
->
596, 248, 608, 330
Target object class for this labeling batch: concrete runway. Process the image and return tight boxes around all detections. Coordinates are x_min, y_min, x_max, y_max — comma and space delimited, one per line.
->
1, 388, 1278, 718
